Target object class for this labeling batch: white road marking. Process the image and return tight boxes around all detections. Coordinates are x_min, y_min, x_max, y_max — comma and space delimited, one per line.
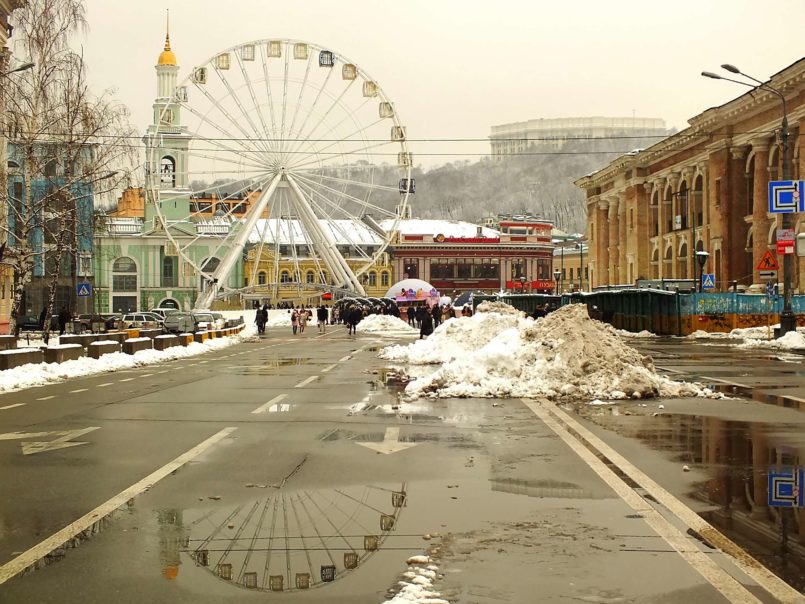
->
69, 388, 88, 394
0, 427, 237, 584
523, 398, 799, 603
119, 378, 134, 382
294, 376, 318, 388
251, 394, 288, 414
156, 371, 168, 375
321, 363, 337, 373
140, 373, 153, 378
356, 426, 418, 455
97, 383, 113, 388
36, 396, 55, 401
338, 355, 351, 362
22, 426, 100, 456
0, 431, 52, 440
0, 403, 25, 410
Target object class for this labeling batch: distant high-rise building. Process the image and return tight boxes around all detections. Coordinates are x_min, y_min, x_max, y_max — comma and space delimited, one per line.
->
489, 116, 668, 159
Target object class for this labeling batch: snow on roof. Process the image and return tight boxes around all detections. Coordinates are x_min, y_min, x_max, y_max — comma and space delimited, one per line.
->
378, 219, 499, 238
249, 219, 383, 246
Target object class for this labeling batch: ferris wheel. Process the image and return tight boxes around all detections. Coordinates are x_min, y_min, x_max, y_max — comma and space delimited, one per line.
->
145, 39, 413, 308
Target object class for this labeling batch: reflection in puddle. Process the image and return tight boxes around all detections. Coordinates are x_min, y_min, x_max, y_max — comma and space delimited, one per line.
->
576, 407, 805, 591
182, 484, 408, 592
490, 477, 594, 499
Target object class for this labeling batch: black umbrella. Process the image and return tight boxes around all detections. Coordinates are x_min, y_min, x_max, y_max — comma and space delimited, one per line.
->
454, 291, 479, 306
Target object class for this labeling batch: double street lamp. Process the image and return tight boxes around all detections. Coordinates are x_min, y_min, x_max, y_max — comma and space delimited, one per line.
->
553, 269, 561, 294
702, 63, 795, 335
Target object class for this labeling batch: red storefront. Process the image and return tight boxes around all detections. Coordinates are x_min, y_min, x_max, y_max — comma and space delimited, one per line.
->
388, 219, 556, 295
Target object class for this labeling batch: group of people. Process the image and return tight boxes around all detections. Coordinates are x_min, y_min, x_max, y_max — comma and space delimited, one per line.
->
403, 303, 471, 340
254, 303, 336, 336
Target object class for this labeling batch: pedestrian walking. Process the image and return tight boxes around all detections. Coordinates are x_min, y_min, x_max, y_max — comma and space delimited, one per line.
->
299, 307, 308, 333
291, 308, 299, 335
432, 304, 441, 329
406, 306, 415, 327
57, 306, 71, 335
419, 307, 434, 339
255, 307, 266, 335
38, 306, 48, 330
346, 304, 360, 335
317, 304, 328, 333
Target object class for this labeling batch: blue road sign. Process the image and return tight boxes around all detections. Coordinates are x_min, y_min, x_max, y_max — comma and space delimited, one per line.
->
768, 467, 804, 508
768, 180, 805, 213
701, 273, 715, 290
76, 282, 91, 297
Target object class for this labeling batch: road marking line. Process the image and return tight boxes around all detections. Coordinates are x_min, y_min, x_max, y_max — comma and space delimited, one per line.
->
523, 398, 801, 603
36, 396, 55, 401
97, 383, 113, 388
338, 355, 351, 362
156, 371, 168, 375
321, 363, 337, 373
0, 403, 25, 410
251, 394, 288, 414
294, 376, 317, 388
119, 378, 134, 382
69, 389, 88, 394
0, 426, 237, 585
140, 373, 153, 378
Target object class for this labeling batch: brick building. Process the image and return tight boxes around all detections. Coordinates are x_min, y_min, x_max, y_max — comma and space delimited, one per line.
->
576, 59, 804, 292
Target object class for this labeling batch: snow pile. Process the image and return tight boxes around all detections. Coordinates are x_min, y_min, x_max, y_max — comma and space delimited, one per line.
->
384, 555, 447, 604
380, 304, 528, 365
383, 304, 707, 401
613, 328, 656, 338
0, 325, 255, 394
740, 330, 805, 351
359, 314, 416, 332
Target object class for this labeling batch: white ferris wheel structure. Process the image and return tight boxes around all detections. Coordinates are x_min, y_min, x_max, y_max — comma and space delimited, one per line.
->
145, 39, 413, 309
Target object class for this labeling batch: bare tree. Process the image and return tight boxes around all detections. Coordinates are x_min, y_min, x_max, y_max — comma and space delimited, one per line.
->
0, 0, 136, 337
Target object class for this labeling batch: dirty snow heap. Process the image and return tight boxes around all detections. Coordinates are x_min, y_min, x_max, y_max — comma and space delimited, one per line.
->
379, 302, 707, 401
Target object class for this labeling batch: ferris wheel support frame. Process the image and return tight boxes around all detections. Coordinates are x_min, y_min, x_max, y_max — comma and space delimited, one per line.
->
194, 174, 281, 310
286, 174, 366, 296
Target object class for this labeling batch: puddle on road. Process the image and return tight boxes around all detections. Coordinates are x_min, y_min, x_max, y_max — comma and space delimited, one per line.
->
573, 404, 805, 591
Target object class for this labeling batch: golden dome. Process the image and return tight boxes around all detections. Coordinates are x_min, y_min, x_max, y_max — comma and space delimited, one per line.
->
157, 33, 177, 66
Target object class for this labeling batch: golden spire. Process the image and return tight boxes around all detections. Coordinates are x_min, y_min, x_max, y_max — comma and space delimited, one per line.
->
157, 9, 177, 66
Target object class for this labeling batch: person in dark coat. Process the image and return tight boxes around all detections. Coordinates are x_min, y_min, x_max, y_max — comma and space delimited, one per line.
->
419, 307, 434, 339
415, 305, 426, 328
431, 304, 441, 329
346, 305, 361, 335
38, 307, 48, 330
317, 304, 328, 333
406, 306, 415, 327
57, 307, 71, 335
255, 307, 266, 334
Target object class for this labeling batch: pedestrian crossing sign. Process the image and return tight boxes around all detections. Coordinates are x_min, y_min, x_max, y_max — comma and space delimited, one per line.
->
76, 282, 91, 297
756, 250, 779, 271
701, 273, 715, 290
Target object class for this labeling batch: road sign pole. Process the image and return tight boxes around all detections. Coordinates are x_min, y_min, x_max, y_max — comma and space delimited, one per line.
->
779, 114, 796, 336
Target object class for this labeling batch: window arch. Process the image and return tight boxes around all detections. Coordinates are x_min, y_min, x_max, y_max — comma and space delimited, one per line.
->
368, 271, 377, 286
257, 271, 267, 285
306, 270, 315, 283
280, 270, 291, 283
160, 155, 176, 188
112, 256, 138, 313
381, 271, 390, 287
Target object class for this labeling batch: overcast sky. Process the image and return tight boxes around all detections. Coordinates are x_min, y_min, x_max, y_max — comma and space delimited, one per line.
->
74, 0, 804, 168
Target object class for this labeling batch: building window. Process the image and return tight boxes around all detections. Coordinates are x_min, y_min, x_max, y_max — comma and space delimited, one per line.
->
715, 178, 721, 208
162, 255, 177, 287
430, 258, 454, 279
112, 256, 138, 313
257, 271, 266, 285
381, 271, 389, 287
403, 258, 418, 280
190, 200, 213, 213
306, 271, 315, 283
368, 271, 377, 286
456, 260, 472, 279
280, 271, 291, 283
537, 258, 550, 279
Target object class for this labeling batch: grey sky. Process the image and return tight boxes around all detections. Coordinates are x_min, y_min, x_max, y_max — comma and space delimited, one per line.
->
77, 0, 803, 168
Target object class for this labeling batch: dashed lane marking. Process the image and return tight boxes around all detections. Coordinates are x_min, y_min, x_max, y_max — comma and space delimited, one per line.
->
69, 389, 88, 394
140, 374, 153, 378
36, 396, 55, 401
0, 403, 25, 410
321, 363, 337, 373
119, 378, 135, 382
338, 355, 351, 362
0, 427, 237, 585
251, 394, 288, 414
294, 376, 318, 388
97, 383, 113, 388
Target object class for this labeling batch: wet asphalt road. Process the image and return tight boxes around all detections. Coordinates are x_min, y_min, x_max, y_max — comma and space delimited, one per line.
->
0, 326, 803, 603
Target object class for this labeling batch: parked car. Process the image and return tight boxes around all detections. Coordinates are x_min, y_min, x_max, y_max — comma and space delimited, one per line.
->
210, 312, 226, 329
17, 314, 61, 331
121, 313, 160, 329
163, 312, 198, 334
148, 308, 181, 322
193, 312, 215, 331
77, 313, 121, 332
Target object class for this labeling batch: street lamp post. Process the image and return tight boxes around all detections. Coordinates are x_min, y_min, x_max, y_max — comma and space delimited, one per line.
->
519, 276, 526, 293
577, 242, 585, 292
702, 64, 795, 335
696, 251, 710, 293
553, 269, 561, 295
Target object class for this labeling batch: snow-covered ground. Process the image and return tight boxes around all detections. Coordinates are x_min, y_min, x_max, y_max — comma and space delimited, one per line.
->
687, 324, 805, 350
380, 302, 715, 402
0, 322, 256, 394
385, 555, 446, 604
359, 314, 416, 333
